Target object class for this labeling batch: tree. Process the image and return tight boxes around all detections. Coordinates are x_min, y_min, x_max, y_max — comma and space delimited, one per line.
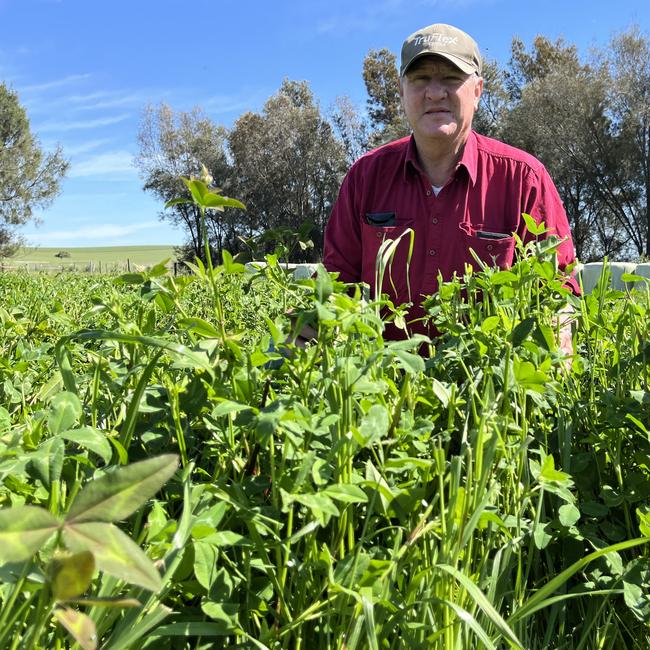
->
362, 49, 410, 145
329, 95, 371, 166
135, 103, 231, 261
501, 36, 634, 260
604, 27, 650, 257
228, 80, 346, 259
0, 83, 68, 256
473, 59, 510, 139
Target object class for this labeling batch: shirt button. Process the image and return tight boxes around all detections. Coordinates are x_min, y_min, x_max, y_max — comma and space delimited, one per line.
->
487, 244, 493, 251
429, 249, 436, 256
432, 217, 438, 225
426, 189, 431, 196
376, 232, 383, 239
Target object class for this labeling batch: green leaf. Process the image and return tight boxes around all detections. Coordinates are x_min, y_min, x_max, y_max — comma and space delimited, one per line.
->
178, 317, 220, 338
0, 505, 60, 563
60, 427, 113, 465
533, 523, 552, 549
48, 391, 82, 435
522, 212, 545, 236
357, 404, 389, 445
49, 550, 96, 601
53, 607, 98, 650
323, 483, 368, 504
221, 249, 246, 274
558, 504, 580, 528
394, 349, 425, 375
194, 541, 218, 590
63, 521, 162, 592
212, 400, 253, 418
29, 437, 65, 488
66, 454, 178, 524
538, 455, 572, 485
201, 601, 240, 630
511, 318, 535, 347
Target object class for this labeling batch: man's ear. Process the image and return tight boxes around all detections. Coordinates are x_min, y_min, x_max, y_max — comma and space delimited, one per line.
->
473, 76, 484, 110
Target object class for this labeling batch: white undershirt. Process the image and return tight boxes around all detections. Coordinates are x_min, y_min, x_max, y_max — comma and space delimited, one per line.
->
432, 185, 443, 196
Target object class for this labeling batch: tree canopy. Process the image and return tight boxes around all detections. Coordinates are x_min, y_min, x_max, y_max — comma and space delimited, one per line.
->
0, 83, 68, 256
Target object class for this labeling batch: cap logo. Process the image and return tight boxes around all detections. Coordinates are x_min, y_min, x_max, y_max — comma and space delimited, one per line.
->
413, 33, 458, 47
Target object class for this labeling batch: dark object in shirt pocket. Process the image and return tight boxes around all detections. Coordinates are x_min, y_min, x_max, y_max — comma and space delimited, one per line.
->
365, 212, 396, 227
475, 230, 511, 240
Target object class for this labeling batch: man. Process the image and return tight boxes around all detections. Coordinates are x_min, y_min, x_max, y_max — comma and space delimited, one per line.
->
323, 23, 578, 341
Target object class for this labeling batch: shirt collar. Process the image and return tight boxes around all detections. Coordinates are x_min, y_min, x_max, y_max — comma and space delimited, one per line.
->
403, 130, 478, 186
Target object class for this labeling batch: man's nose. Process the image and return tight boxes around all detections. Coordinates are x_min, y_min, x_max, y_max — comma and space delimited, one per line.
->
424, 79, 447, 100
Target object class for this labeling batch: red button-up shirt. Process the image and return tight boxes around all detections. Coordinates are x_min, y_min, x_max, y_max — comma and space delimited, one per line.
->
323, 131, 578, 338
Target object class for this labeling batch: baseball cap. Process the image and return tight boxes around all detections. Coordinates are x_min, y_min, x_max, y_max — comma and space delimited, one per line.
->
400, 23, 482, 77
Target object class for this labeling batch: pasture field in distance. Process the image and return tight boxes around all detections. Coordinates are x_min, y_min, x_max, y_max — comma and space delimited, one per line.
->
5, 245, 177, 271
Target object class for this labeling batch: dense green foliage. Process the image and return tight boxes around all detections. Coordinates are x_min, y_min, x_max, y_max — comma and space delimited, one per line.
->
0, 83, 68, 257
0, 238, 649, 648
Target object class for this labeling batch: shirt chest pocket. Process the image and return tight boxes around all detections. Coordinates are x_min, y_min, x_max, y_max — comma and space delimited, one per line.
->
460, 224, 516, 270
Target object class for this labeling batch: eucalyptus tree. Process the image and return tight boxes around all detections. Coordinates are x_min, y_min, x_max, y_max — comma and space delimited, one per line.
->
135, 103, 232, 261
0, 83, 68, 256
228, 80, 346, 258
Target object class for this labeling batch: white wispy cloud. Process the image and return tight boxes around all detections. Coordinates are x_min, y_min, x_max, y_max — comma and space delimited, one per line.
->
36, 113, 131, 133
19, 73, 91, 94
69, 151, 136, 178
27, 221, 160, 245
58, 138, 113, 156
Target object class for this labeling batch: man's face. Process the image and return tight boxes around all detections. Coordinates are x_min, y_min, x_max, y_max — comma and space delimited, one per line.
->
399, 56, 483, 145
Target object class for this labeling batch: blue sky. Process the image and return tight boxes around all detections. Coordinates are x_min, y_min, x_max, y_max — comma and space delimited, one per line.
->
1, 0, 648, 248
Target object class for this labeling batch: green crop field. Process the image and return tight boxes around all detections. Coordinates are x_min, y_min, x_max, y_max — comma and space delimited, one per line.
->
4, 245, 177, 271
0, 232, 649, 649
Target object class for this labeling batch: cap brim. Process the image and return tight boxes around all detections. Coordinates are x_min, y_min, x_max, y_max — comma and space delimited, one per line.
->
401, 51, 477, 77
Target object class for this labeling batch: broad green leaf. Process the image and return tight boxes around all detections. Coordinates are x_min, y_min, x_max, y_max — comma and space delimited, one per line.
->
533, 523, 552, 550
49, 550, 95, 601
0, 406, 10, 434
66, 454, 178, 524
63, 521, 162, 592
48, 391, 82, 435
222, 249, 245, 274
0, 505, 60, 563
202, 531, 250, 547
201, 601, 240, 630
623, 559, 650, 622
490, 270, 518, 285
522, 212, 545, 236
511, 318, 535, 347
60, 427, 113, 465
538, 455, 572, 485
178, 317, 220, 338
323, 483, 368, 504
29, 437, 65, 488
558, 504, 580, 528
358, 404, 389, 445
212, 400, 254, 418
53, 607, 98, 650
394, 349, 424, 375
194, 541, 218, 590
